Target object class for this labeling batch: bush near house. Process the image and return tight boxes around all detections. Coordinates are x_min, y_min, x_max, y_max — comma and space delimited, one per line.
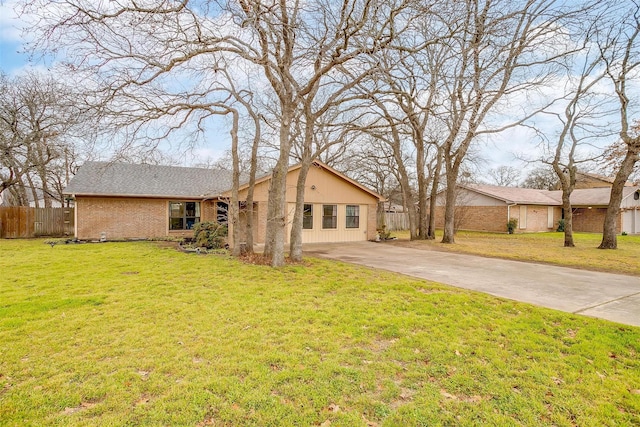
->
193, 221, 227, 249
0, 240, 639, 426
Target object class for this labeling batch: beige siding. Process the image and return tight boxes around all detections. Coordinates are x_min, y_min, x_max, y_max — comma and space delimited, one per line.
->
287, 203, 370, 243
238, 165, 379, 205
237, 164, 380, 244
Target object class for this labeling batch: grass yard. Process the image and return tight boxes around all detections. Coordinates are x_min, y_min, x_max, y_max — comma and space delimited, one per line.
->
391, 230, 640, 276
1, 240, 639, 426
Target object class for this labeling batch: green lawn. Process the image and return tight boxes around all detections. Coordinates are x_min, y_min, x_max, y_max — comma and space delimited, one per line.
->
391, 230, 640, 276
1, 240, 639, 426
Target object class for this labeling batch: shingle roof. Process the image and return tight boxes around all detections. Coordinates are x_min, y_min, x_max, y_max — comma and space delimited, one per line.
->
464, 184, 560, 205
464, 184, 639, 206
567, 187, 639, 206
63, 162, 233, 198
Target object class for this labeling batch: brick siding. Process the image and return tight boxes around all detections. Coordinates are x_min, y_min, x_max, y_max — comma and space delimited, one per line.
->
432, 205, 560, 233
572, 208, 621, 233
75, 197, 217, 240
434, 205, 508, 232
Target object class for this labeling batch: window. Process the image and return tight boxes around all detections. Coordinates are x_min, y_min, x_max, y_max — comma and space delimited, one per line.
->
346, 205, 360, 228
322, 204, 337, 229
217, 201, 228, 224
303, 204, 313, 229
169, 201, 200, 230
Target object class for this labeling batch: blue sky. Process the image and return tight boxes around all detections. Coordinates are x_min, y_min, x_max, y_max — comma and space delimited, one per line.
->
0, 39, 36, 75
0, 1, 619, 178
0, 0, 36, 75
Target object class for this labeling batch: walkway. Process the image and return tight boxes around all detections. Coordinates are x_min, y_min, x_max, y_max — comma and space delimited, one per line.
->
305, 241, 640, 327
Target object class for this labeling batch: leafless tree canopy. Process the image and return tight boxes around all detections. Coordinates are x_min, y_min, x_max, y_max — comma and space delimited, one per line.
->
487, 166, 521, 187
17, 0, 640, 257
0, 71, 97, 207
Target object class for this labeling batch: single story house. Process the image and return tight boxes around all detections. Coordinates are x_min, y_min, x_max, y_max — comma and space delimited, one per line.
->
431, 184, 640, 234
63, 160, 383, 244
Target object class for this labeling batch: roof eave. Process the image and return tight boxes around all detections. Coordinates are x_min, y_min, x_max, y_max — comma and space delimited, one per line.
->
64, 192, 212, 200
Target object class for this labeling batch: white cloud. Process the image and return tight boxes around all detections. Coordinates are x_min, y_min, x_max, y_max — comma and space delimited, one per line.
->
0, 1, 24, 42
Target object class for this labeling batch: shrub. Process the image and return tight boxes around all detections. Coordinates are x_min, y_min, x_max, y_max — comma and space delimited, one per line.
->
557, 219, 565, 232
507, 218, 518, 234
193, 222, 227, 249
377, 225, 392, 240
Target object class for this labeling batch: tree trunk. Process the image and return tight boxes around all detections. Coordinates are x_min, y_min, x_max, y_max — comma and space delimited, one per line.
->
392, 146, 418, 239
441, 172, 457, 244
230, 110, 241, 257
416, 142, 428, 239
26, 174, 39, 208
441, 153, 461, 244
427, 147, 443, 240
243, 111, 261, 254
289, 159, 312, 262
599, 150, 638, 249
263, 108, 293, 267
561, 192, 575, 248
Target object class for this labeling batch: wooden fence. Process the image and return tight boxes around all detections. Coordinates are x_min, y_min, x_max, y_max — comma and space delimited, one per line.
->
383, 212, 410, 231
0, 207, 74, 238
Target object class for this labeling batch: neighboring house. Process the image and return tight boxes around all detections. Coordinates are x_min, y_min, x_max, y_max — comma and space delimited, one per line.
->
63, 161, 383, 245
431, 184, 640, 234
569, 171, 634, 189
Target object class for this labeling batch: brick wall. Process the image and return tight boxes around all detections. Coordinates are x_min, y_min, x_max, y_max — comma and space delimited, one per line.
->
75, 197, 217, 240
432, 204, 561, 233
434, 206, 509, 232
522, 206, 555, 232
572, 208, 621, 233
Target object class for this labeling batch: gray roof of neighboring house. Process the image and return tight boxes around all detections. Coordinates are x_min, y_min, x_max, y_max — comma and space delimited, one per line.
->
63, 161, 234, 198
464, 184, 640, 206
567, 186, 639, 206
465, 184, 560, 205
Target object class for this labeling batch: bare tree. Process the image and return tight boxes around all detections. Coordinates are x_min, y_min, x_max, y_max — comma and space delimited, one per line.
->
0, 71, 92, 206
346, 7, 454, 240
356, 97, 421, 238
487, 166, 521, 187
521, 166, 558, 190
599, 139, 640, 185
598, 1, 640, 249
436, 0, 585, 244
538, 33, 610, 247
23, 0, 416, 265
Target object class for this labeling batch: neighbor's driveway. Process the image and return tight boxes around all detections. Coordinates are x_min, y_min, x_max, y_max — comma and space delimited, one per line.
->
304, 241, 640, 327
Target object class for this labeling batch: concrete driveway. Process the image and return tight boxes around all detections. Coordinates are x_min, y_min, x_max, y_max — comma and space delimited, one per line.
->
305, 241, 640, 327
